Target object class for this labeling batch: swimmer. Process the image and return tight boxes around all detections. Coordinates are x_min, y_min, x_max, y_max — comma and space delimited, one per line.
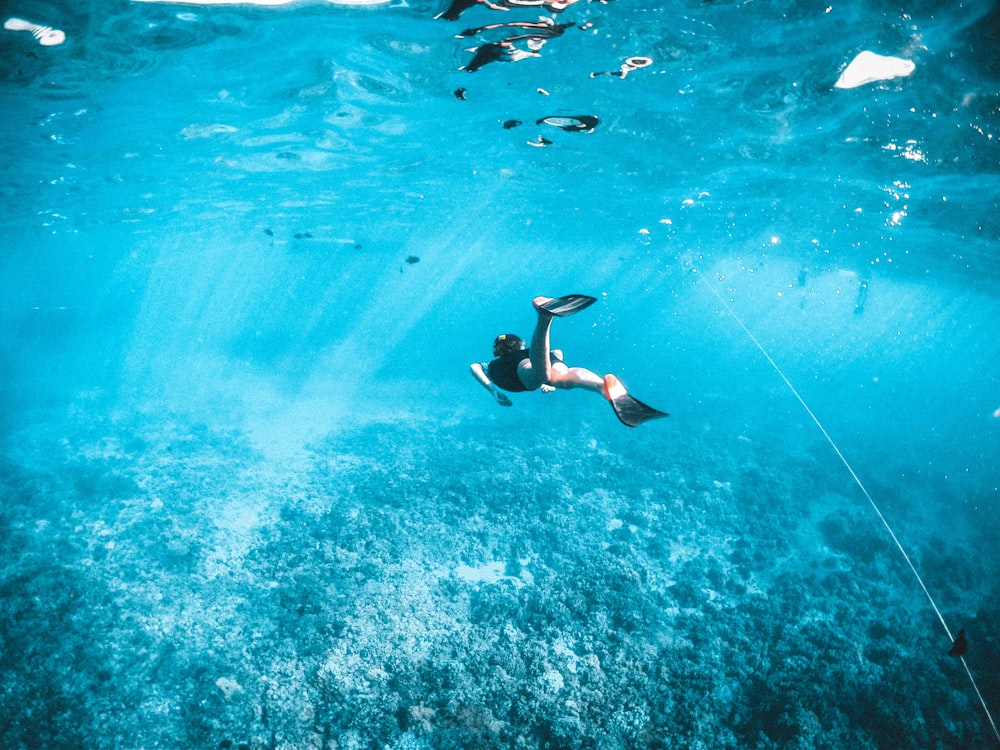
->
470, 295, 669, 427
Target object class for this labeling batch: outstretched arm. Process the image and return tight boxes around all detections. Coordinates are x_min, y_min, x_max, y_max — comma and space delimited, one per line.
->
470, 363, 512, 406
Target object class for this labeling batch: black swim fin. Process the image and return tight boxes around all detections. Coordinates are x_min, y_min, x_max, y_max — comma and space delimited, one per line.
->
534, 294, 597, 317
604, 375, 669, 427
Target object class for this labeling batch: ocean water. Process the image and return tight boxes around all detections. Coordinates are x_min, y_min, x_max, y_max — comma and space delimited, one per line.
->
2, 0, 999, 747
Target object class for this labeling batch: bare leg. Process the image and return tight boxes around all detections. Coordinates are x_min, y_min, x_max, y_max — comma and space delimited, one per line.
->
553, 364, 605, 393
528, 305, 555, 383
518, 298, 606, 394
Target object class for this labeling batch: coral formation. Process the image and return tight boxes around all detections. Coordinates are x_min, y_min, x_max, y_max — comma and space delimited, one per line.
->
1, 412, 996, 748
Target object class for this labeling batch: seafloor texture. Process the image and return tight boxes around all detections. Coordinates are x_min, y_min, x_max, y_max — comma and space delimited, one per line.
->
2, 407, 996, 749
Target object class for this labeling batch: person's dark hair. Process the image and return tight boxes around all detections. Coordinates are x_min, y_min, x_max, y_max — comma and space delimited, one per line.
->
493, 333, 524, 357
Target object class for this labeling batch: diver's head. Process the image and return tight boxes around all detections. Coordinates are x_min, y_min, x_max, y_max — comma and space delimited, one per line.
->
493, 333, 524, 356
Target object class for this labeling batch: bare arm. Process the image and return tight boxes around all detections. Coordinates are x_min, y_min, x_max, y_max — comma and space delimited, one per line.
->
470, 363, 512, 406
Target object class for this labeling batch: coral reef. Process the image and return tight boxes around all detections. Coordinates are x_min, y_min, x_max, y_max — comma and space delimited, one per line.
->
0, 411, 995, 749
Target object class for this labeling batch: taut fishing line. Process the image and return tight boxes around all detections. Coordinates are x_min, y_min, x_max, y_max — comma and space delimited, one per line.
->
692, 266, 1000, 745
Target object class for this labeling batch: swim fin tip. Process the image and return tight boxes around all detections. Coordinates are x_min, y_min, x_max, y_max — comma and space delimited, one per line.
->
604, 374, 669, 427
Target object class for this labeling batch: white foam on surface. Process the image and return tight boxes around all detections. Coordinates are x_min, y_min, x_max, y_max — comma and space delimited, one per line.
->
835, 50, 915, 89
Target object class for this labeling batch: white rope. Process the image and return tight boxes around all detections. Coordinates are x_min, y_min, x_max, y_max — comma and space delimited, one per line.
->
693, 267, 1000, 745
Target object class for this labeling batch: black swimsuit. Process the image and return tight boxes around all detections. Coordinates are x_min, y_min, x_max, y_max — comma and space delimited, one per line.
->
486, 349, 561, 393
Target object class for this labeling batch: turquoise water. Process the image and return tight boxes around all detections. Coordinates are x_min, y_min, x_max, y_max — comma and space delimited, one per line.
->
2, 0, 999, 747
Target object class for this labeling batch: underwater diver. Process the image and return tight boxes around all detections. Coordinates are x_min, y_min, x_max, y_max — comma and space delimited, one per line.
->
470, 295, 669, 427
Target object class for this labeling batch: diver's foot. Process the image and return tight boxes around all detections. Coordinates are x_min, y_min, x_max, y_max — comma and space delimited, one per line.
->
533, 296, 556, 317
603, 373, 626, 402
